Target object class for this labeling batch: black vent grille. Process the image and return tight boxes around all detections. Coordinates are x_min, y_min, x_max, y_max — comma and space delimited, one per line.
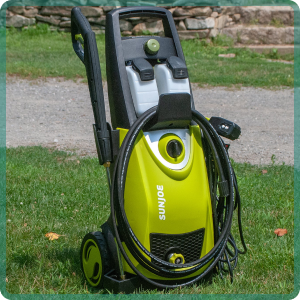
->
150, 228, 205, 266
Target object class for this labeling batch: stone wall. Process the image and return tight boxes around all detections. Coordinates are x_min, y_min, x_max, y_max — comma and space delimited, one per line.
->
6, 5, 294, 45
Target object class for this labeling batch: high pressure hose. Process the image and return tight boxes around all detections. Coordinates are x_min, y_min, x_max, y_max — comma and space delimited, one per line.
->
110, 107, 247, 288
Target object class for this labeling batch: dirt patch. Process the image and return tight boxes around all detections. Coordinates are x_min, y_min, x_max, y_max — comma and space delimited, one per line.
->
6, 77, 294, 165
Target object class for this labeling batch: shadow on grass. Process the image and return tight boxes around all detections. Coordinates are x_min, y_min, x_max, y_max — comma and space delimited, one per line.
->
10, 247, 81, 275
9, 245, 220, 294
46, 247, 81, 269
10, 252, 38, 269
44, 247, 111, 294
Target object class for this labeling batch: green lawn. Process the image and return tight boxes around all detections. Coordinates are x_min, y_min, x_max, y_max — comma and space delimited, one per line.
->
6, 146, 294, 294
6, 25, 294, 88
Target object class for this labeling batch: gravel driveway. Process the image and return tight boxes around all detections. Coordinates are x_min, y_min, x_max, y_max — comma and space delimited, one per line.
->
6, 77, 294, 165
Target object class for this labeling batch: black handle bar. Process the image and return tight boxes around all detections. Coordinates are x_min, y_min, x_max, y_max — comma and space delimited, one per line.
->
109, 6, 174, 38
71, 7, 111, 165
114, 6, 168, 19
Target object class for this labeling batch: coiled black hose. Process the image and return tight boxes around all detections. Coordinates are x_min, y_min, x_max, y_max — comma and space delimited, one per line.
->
110, 107, 247, 288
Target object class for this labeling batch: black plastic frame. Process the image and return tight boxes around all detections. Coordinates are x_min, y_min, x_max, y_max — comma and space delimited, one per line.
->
102, 267, 214, 293
105, 6, 195, 130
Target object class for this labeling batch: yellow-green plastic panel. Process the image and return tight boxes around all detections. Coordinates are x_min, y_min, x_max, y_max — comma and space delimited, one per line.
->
117, 126, 214, 280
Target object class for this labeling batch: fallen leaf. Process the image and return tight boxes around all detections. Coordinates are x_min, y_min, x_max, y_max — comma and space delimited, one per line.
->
45, 232, 64, 241
274, 228, 287, 237
262, 169, 268, 174
218, 53, 236, 58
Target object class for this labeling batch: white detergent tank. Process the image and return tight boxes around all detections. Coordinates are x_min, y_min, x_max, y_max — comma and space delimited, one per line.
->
126, 66, 159, 117
154, 64, 191, 95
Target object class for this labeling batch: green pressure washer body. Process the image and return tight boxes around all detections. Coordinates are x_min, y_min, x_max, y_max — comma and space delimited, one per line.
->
71, 6, 247, 293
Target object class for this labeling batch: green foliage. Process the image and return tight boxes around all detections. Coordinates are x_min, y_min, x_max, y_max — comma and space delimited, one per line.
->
250, 18, 259, 25
211, 34, 234, 47
142, 30, 154, 35
268, 48, 280, 60
7, 23, 52, 36
6, 147, 294, 294
181, 39, 294, 87
6, 147, 110, 294
6, 29, 294, 87
23, 23, 52, 36
270, 18, 285, 28
6, 26, 18, 35
6, 26, 106, 79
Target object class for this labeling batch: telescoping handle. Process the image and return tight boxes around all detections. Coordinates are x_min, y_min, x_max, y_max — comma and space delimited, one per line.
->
71, 7, 112, 166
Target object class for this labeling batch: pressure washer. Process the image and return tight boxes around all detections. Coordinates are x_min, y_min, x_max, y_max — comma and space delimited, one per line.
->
71, 6, 247, 293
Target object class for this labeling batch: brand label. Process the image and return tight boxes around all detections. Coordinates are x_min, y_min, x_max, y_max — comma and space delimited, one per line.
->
157, 185, 165, 220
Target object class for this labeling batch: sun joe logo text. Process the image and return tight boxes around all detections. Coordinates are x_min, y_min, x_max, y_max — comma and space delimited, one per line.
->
157, 185, 166, 220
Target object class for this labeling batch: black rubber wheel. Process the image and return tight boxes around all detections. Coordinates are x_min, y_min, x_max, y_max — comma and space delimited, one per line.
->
80, 231, 111, 288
